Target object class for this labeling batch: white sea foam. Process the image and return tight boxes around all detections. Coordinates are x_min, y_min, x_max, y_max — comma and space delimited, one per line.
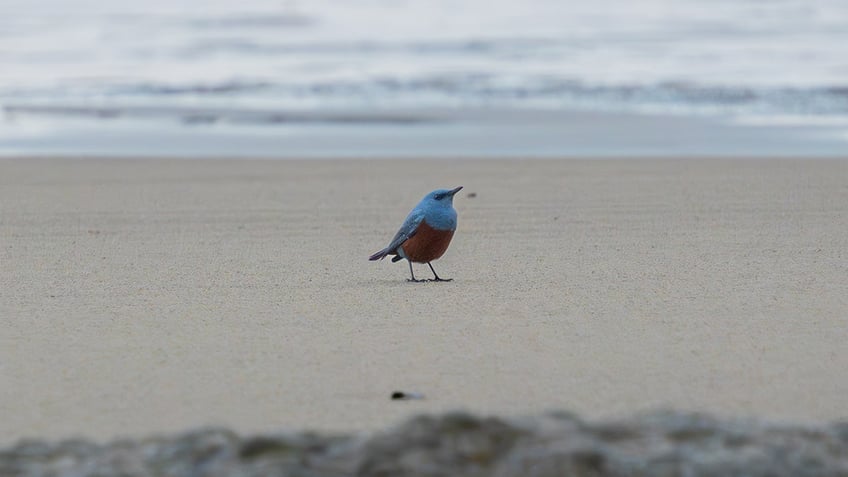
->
2, 0, 847, 108
1, 0, 847, 155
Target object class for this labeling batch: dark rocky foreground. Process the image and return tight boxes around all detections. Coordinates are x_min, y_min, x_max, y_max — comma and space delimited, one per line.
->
3, 411, 848, 477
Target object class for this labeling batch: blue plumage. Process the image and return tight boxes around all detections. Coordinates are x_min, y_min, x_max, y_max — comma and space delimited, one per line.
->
369, 186, 462, 281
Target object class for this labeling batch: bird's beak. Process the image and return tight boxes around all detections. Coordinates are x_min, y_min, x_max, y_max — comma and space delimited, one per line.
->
448, 186, 463, 196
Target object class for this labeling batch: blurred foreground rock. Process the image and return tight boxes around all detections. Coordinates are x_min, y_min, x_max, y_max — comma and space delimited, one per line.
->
3, 411, 848, 477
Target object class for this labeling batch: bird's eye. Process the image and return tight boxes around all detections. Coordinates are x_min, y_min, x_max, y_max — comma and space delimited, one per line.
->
434, 194, 444, 200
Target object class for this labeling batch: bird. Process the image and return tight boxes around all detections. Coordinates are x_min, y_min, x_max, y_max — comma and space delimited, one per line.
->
369, 186, 463, 282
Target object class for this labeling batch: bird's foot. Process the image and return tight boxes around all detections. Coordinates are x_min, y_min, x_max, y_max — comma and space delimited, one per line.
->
431, 277, 453, 282
407, 278, 428, 283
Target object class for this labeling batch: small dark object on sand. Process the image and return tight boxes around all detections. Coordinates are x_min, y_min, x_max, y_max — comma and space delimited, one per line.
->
466, 192, 477, 198
391, 391, 425, 400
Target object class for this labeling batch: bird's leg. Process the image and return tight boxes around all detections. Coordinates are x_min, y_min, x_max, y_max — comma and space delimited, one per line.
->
407, 260, 426, 283
428, 262, 452, 282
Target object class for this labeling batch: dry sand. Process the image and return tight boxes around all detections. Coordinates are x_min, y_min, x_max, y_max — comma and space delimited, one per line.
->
1, 158, 847, 444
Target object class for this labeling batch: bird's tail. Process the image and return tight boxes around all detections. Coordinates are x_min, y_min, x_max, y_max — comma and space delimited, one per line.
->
369, 248, 390, 261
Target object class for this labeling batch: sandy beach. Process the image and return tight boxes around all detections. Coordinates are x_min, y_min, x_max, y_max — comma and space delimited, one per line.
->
1, 158, 847, 445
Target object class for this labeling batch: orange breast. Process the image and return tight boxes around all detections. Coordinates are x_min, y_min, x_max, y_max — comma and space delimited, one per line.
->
401, 221, 455, 263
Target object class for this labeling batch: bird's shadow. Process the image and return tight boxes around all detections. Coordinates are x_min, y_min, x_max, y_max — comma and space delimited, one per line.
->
361, 278, 459, 287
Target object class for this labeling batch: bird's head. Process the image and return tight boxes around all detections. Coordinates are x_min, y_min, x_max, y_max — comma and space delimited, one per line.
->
424, 186, 463, 205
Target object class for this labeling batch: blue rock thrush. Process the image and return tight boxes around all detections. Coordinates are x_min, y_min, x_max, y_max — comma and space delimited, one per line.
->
369, 186, 463, 282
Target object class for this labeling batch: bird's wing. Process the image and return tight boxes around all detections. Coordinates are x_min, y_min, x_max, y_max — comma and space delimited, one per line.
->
384, 208, 424, 253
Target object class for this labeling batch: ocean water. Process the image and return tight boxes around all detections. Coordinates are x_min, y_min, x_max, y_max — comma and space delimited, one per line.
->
2, 0, 848, 156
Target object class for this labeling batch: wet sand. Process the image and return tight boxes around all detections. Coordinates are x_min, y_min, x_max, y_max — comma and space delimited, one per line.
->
1, 158, 847, 444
